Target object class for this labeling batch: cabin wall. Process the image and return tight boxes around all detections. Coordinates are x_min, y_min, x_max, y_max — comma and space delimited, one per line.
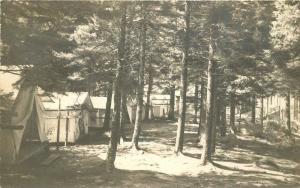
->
259, 95, 300, 128
152, 105, 169, 118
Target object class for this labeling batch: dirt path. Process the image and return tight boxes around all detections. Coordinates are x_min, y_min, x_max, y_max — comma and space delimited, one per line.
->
1, 120, 300, 188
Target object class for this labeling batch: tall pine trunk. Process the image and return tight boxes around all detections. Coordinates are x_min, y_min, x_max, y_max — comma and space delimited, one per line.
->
200, 28, 215, 165
197, 79, 205, 137
120, 91, 128, 142
211, 79, 217, 154
229, 92, 237, 134
238, 104, 242, 126
168, 84, 176, 120
286, 90, 291, 136
251, 93, 256, 124
260, 96, 264, 127
131, 3, 146, 150
106, 4, 127, 172
295, 97, 299, 121
145, 62, 153, 121
220, 100, 227, 137
174, 1, 190, 155
193, 83, 199, 123
103, 83, 113, 132
266, 97, 269, 121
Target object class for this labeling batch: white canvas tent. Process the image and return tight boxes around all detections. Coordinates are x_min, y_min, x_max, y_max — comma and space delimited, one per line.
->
41, 92, 92, 143
127, 97, 153, 123
0, 83, 48, 164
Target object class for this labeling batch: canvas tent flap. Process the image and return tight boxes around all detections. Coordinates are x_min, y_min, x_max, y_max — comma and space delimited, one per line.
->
35, 94, 50, 143
0, 82, 48, 164
11, 84, 36, 156
42, 92, 92, 111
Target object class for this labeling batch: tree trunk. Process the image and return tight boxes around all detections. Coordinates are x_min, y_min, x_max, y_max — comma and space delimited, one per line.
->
220, 101, 227, 137
168, 84, 176, 120
295, 97, 299, 121
200, 28, 215, 165
260, 96, 264, 127
229, 92, 237, 134
103, 83, 113, 132
193, 83, 199, 123
298, 96, 300, 121
298, 97, 300, 121
266, 97, 269, 121
211, 80, 218, 154
120, 91, 127, 142
238, 104, 242, 126
145, 63, 153, 121
251, 93, 256, 124
131, 3, 146, 150
197, 79, 205, 137
106, 4, 127, 172
174, 1, 190, 155
286, 90, 291, 136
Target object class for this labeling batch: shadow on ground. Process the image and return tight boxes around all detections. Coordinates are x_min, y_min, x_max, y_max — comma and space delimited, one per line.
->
1, 120, 300, 188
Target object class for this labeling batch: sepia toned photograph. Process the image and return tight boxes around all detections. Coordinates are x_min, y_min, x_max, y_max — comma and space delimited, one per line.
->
0, 1, 300, 187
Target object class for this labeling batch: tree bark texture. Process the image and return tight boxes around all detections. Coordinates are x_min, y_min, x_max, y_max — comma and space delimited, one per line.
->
106, 4, 127, 172
293, 97, 298, 122
266, 97, 269, 121
286, 91, 291, 136
211, 80, 217, 154
260, 96, 264, 127
220, 101, 227, 137
239, 104, 242, 126
131, 3, 147, 150
103, 83, 113, 131
193, 83, 199, 123
230, 92, 237, 134
200, 27, 215, 165
120, 91, 128, 142
145, 62, 153, 121
251, 93, 256, 124
197, 79, 205, 137
168, 84, 176, 120
174, 1, 190, 154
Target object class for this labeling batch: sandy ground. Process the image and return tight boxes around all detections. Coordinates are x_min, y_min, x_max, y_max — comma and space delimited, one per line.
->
1, 119, 300, 188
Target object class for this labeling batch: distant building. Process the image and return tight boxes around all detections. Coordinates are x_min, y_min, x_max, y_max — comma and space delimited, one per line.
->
90, 96, 113, 129
127, 97, 153, 123
151, 95, 170, 118
259, 94, 300, 126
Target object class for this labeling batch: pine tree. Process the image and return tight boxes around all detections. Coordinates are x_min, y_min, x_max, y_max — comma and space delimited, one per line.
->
200, 25, 216, 165
174, 1, 191, 155
103, 83, 113, 132
131, 2, 147, 150
106, 3, 127, 172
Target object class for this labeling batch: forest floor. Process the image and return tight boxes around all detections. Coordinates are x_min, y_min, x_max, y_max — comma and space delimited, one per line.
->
1, 118, 300, 188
